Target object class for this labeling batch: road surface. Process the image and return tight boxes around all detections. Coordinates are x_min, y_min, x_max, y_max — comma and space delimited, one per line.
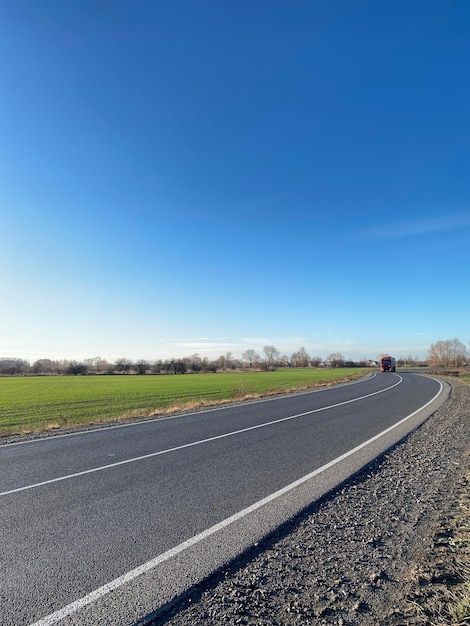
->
0, 372, 448, 625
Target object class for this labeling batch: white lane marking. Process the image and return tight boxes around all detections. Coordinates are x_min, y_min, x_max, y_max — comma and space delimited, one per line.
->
1, 374, 377, 448
29, 377, 444, 626
2, 376, 400, 497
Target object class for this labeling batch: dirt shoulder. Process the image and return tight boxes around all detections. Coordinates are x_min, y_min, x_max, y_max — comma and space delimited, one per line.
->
148, 378, 470, 626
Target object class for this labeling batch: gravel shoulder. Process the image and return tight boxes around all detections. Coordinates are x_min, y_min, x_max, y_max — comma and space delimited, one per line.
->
148, 377, 470, 626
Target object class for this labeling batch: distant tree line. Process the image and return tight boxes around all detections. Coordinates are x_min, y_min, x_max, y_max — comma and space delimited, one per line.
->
0, 346, 367, 376
1, 339, 467, 376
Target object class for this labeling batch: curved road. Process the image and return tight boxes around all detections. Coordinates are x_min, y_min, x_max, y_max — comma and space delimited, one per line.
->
0, 373, 448, 625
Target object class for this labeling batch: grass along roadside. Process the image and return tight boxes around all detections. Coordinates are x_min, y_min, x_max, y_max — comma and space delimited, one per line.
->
395, 376, 470, 626
400, 461, 470, 625
0, 368, 369, 438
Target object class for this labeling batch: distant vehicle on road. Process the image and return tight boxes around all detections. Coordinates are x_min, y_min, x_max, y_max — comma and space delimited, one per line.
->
380, 355, 396, 372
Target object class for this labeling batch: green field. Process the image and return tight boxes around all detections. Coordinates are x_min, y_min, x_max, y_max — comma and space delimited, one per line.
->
0, 368, 370, 437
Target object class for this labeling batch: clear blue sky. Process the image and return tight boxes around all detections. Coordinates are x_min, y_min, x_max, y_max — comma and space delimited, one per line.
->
1, 1, 469, 363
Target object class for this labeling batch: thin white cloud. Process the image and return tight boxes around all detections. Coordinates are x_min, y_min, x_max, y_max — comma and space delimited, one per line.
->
241, 337, 307, 349
172, 341, 238, 351
362, 212, 470, 239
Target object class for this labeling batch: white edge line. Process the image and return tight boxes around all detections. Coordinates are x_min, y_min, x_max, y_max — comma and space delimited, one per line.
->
2, 375, 399, 497
2, 373, 376, 447
29, 378, 444, 626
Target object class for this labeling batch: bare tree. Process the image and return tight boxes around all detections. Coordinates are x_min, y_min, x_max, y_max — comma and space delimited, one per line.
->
84, 357, 101, 373
398, 354, 417, 367
96, 359, 111, 374
263, 345, 280, 370
225, 352, 233, 370
291, 346, 310, 368
186, 354, 203, 373
327, 352, 345, 368
66, 361, 87, 375
170, 360, 186, 374
134, 360, 150, 375
31, 359, 54, 374
428, 338, 467, 367
0, 358, 30, 375
114, 358, 133, 374
151, 360, 165, 374
213, 355, 226, 371
241, 349, 260, 368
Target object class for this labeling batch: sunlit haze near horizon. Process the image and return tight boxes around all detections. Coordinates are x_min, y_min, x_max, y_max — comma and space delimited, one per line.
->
1, 1, 469, 364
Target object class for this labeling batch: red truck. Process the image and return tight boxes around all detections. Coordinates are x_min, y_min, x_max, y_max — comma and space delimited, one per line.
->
380, 355, 396, 372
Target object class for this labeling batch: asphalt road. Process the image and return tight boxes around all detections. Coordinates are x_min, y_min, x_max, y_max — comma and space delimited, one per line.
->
0, 372, 448, 626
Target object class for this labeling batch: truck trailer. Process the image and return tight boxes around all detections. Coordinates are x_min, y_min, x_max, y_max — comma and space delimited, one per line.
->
380, 355, 396, 372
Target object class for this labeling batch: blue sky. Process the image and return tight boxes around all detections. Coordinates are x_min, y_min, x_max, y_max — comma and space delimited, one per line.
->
1, 1, 469, 363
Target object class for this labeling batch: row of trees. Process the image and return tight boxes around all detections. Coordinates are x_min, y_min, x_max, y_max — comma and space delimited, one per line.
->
0, 339, 467, 376
0, 347, 366, 376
